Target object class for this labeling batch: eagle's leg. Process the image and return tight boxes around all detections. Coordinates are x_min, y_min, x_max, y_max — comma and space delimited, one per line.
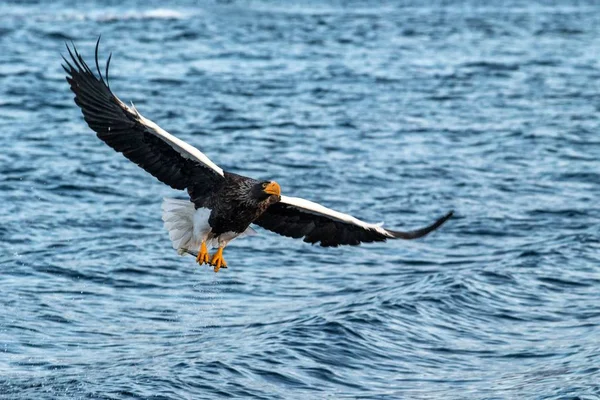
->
210, 247, 227, 273
196, 241, 210, 265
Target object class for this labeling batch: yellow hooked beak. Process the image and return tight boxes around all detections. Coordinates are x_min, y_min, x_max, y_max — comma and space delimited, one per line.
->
263, 181, 281, 196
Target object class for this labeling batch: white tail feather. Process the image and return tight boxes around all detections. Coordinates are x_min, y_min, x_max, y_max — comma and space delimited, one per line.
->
162, 198, 201, 254
162, 197, 257, 256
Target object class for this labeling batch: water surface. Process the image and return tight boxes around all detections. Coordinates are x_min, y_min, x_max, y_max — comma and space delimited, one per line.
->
1, 1, 599, 399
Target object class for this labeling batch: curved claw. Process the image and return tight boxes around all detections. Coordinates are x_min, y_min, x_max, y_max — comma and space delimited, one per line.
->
210, 247, 227, 273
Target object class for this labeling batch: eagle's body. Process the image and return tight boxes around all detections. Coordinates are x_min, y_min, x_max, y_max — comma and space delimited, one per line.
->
198, 173, 279, 237
63, 40, 453, 272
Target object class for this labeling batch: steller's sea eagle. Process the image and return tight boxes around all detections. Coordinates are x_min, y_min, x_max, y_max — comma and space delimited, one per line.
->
63, 40, 453, 272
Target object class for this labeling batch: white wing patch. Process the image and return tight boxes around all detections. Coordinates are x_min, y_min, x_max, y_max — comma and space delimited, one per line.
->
279, 195, 393, 237
124, 100, 224, 176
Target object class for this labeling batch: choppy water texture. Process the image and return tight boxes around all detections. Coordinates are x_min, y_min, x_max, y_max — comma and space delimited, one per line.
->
1, 1, 600, 399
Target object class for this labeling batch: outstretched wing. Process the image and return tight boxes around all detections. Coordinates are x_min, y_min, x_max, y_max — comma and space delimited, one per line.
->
63, 40, 224, 192
254, 195, 453, 247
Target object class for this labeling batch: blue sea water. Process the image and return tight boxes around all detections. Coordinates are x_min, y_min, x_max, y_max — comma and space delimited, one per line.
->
1, 1, 600, 398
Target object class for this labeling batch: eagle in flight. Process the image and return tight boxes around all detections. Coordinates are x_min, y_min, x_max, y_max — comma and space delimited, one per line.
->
63, 40, 453, 272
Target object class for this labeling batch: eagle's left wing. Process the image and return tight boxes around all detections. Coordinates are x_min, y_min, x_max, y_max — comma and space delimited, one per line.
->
63, 40, 225, 193
254, 195, 453, 247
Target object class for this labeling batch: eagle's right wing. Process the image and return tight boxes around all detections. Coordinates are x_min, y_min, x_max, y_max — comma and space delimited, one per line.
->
63, 40, 225, 192
255, 195, 453, 247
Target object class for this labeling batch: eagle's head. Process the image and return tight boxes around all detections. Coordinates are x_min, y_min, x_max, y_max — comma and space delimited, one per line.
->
252, 180, 281, 203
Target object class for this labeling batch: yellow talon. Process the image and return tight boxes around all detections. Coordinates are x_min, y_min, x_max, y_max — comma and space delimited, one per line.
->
210, 247, 227, 273
196, 241, 209, 265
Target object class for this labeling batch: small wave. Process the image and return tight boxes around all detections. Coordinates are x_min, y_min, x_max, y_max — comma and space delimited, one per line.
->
92, 9, 189, 22
527, 208, 589, 218
1, 8, 190, 23
0, 27, 13, 38
537, 276, 592, 288
535, 27, 585, 36
460, 61, 520, 71
41, 31, 74, 41
250, 368, 309, 388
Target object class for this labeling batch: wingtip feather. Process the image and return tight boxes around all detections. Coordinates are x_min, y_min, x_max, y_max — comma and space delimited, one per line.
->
388, 210, 454, 240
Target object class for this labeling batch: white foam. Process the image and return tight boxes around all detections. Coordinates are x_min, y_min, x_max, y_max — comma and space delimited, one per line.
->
94, 9, 188, 22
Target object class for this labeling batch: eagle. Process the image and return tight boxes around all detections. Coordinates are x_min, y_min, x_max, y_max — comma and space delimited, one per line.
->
63, 40, 453, 272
